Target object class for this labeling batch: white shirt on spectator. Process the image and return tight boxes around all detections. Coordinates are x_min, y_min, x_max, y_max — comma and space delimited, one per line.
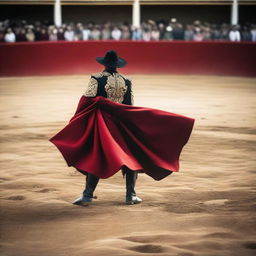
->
82, 29, 91, 40
111, 29, 121, 40
4, 32, 16, 43
251, 29, 256, 42
229, 30, 241, 41
64, 30, 74, 41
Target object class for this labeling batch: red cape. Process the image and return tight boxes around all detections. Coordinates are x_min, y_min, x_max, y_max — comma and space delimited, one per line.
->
49, 96, 195, 180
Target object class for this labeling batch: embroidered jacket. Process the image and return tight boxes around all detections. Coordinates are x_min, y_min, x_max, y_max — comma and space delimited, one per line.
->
83, 71, 133, 105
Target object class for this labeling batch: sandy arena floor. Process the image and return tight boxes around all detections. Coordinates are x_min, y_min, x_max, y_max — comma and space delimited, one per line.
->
0, 74, 256, 256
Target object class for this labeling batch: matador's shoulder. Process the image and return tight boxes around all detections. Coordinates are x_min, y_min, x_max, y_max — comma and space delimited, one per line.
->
91, 71, 111, 78
90, 72, 103, 79
119, 73, 132, 83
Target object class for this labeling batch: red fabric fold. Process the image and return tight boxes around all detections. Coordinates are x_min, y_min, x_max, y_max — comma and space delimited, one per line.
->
49, 96, 195, 180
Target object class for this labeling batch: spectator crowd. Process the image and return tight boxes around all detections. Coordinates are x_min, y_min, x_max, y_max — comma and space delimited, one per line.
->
1, 18, 256, 43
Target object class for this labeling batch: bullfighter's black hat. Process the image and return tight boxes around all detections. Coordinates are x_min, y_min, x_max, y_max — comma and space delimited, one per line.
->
96, 50, 127, 68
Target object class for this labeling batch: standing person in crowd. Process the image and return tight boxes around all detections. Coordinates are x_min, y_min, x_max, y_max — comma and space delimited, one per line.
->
184, 25, 194, 41
82, 25, 91, 40
229, 25, 241, 41
241, 26, 252, 41
4, 27, 16, 43
16, 28, 27, 42
164, 23, 173, 40
202, 26, 212, 41
57, 27, 65, 41
172, 23, 184, 40
49, 27, 58, 41
251, 24, 256, 42
132, 27, 142, 40
34, 27, 42, 41
26, 28, 35, 42
220, 23, 229, 40
40, 28, 49, 41
111, 26, 122, 40
193, 27, 203, 41
0, 28, 4, 42
151, 26, 160, 40
101, 24, 111, 40
64, 26, 74, 41
74, 23, 83, 41
211, 24, 221, 40
121, 25, 131, 40
142, 26, 151, 41
90, 25, 101, 40
158, 23, 166, 40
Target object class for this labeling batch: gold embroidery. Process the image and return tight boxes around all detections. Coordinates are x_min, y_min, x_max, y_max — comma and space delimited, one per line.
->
91, 72, 103, 78
104, 73, 127, 103
83, 77, 98, 97
102, 71, 111, 77
130, 82, 134, 105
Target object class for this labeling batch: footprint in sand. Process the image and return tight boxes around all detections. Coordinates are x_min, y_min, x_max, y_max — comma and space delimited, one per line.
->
35, 188, 56, 193
0, 177, 11, 183
5, 195, 26, 200
129, 244, 165, 253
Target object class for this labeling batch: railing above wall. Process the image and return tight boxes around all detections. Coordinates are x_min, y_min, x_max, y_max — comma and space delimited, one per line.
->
0, 0, 255, 5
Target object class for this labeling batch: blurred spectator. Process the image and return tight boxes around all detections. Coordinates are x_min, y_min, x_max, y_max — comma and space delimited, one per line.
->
173, 23, 184, 40
121, 25, 131, 40
0, 29, 4, 42
241, 26, 252, 41
101, 24, 111, 40
132, 27, 142, 40
49, 27, 58, 41
229, 25, 241, 41
220, 23, 229, 40
184, 25, 194, 41
40, 28, 49, 41
26, 28, 35, 42
74, 23, 83, 41
4, 27, 16, 42
142, 27, 151, 41
164, 23, 173, 40
82, 25, 91, 40
151, 26, 160, 40
64, 26, 74, 41
16, 28, 27, 42
57, 27, 65, 40
251, 24, 256, 42
111, 26, 122, 40
193, 28, 203, 41
202, 26, 211, 41
90, 25, 101, 40
211, 24, 221, 40
158, 23, 166, 40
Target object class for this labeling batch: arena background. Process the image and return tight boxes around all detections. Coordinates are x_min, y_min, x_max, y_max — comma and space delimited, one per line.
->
0, 1, 256, 256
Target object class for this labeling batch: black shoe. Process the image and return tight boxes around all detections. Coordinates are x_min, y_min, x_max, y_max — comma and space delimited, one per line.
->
72, 195, 93, 206
126, 195, 143, 205
72, 172, 99, 206
124, 167, 142, 205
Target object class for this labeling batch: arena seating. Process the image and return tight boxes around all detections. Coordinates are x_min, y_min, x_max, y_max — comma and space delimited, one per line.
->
0, 41, 255, 77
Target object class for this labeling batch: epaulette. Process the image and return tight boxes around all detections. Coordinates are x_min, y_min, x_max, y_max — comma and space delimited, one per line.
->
119, 73, 132, 82
91, 72, 104, 78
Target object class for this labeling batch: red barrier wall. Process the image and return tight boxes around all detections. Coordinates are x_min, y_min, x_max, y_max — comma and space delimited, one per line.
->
0, 41, 256, 77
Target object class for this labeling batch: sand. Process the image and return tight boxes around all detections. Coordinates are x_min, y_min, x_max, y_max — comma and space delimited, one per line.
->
0, 74, 255, 256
